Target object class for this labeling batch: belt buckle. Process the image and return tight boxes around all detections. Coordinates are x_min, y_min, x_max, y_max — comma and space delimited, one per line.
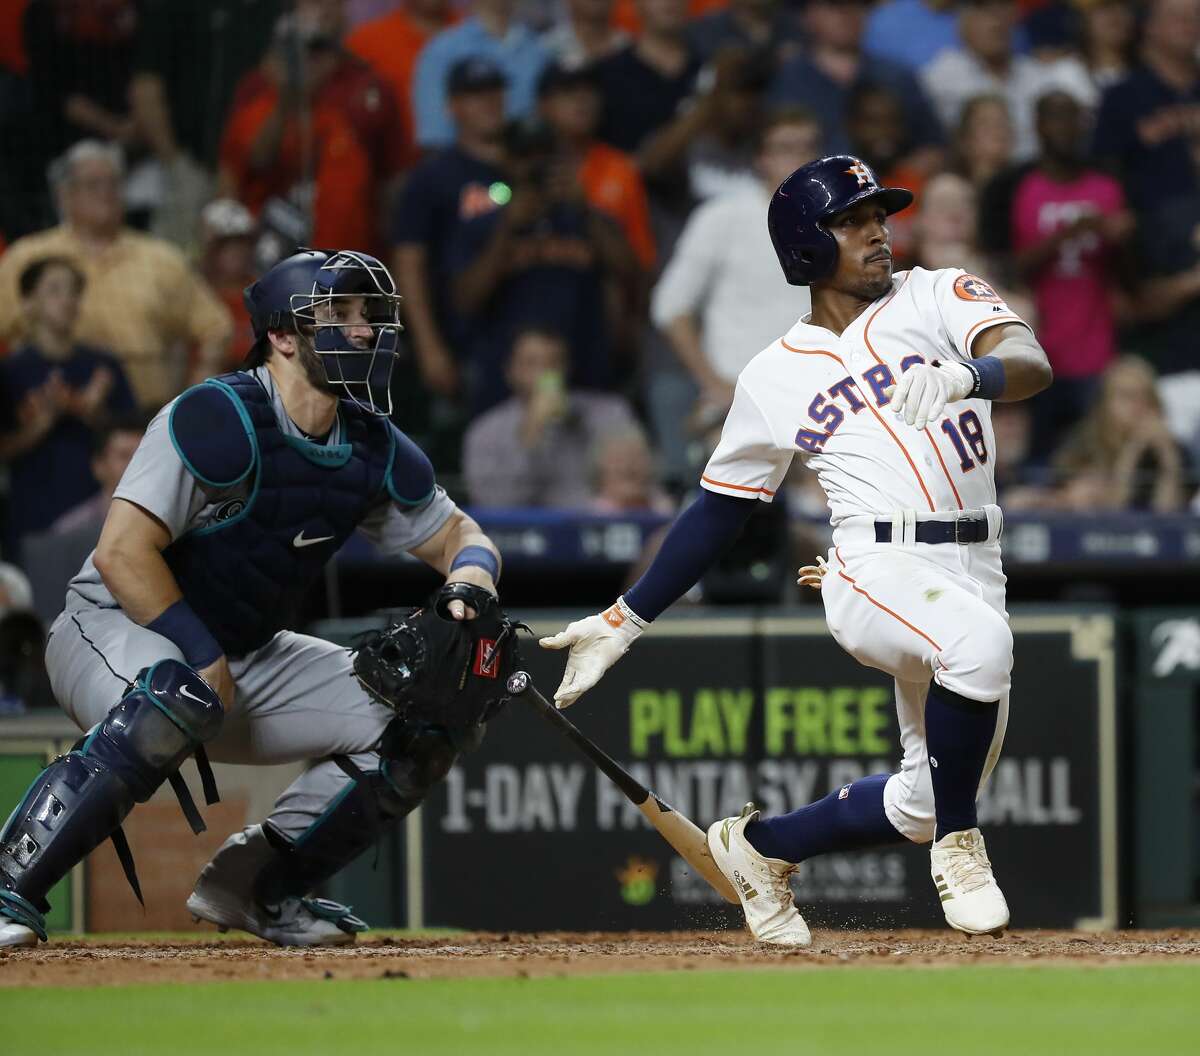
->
953, 513, 968, 545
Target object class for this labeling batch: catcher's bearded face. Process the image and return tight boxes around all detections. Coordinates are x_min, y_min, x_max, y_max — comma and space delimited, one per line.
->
822, 200, 894, 302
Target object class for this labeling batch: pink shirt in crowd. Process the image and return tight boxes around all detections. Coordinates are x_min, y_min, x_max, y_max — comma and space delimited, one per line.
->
1011, 169, 1125, 379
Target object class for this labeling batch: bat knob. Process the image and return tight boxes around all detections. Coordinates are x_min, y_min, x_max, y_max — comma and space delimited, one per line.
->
506, 670, 530, 695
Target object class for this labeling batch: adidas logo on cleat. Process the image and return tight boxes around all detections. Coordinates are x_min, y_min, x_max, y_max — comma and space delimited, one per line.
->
732, 870, 759, 900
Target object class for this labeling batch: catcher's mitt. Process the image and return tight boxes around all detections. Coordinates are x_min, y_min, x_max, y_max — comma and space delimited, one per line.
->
352, 583, 527, 736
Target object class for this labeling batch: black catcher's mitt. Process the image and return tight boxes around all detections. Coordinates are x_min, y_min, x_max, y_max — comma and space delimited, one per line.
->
352, 583, 526, 737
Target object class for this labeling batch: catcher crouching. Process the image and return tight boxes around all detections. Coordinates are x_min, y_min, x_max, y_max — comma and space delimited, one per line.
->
0, 250, 520, 949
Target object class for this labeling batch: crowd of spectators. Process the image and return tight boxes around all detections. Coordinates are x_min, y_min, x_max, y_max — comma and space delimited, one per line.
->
0, 0, 1199, 626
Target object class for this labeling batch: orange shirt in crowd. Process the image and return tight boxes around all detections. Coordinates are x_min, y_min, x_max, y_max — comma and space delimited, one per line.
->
220, 57, 404, 254
344, 6, 458, 168
0, 0, 28, 74
579, 143, 656, 270
612, 0, 727, 36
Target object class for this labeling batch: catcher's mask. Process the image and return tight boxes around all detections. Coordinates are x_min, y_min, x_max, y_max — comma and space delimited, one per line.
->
244, 248, 402, 416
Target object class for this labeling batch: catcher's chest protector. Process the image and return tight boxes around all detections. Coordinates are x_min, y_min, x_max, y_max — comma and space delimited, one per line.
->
164, 373, 392, 656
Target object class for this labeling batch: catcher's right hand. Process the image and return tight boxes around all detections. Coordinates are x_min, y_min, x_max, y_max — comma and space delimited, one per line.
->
538, 597, 646, 708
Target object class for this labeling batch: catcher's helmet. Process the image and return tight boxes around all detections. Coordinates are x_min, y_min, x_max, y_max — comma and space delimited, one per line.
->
243, 249, 402, 416
768, 155, 913, 286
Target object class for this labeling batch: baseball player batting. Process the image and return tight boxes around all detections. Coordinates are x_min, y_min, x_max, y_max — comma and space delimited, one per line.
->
541, 155, 1053, 945
0, 249, 516, 949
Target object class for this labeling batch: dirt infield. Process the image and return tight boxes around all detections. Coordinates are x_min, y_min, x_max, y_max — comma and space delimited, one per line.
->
3, 930, 1200, 987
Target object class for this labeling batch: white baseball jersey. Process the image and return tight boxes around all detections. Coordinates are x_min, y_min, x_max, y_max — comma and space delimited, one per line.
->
701, 267, 1031, 528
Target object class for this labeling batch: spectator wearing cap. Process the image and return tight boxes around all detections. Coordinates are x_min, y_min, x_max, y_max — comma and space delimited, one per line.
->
686, 0, 804, 68
463, 327, 637, 508
540, 0, 629, 69
922, 0, 1094, 160
391, 57, 509, 400
198, 199, 259, 369
447, 112, 640, 413
537, 63, 656, 269
0, 256, 135, 553
219, 0, 405, 255
0, 141, 232, 408
345, 0, 459, 165
412, 0, 550, 150
650, 109, 819, 416
1093, 0, 1200, 215
771, 0, 944, 164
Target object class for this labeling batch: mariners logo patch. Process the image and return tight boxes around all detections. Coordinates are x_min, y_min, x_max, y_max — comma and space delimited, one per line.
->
212, 499, 245, 522
953, 274, 1003, 303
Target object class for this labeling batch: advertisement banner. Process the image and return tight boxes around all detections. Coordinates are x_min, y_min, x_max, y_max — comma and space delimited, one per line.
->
421, 611, 1116, 932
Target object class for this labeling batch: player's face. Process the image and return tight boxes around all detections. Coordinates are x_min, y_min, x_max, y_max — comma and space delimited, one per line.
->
823, 200, 893, 301
315, 295, 374, 350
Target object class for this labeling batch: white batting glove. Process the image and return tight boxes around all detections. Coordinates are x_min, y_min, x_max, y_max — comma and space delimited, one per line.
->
538, 596, 647, 708
887, 361, 975, 430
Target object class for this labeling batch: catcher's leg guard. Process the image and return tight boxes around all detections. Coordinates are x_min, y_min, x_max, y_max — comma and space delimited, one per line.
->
253, 716, 458, 907
0, 660, 223, 938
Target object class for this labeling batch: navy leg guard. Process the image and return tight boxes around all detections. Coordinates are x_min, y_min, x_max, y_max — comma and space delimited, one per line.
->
254, 718, 457, 906
0, 660, 223, 935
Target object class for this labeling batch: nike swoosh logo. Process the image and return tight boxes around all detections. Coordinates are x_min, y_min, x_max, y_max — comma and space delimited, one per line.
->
179, 684, 209, 705
293, 530, 335, 549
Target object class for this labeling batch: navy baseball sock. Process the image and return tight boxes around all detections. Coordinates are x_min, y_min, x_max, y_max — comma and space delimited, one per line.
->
924, 683, 999, 841
742, 774, 903, 863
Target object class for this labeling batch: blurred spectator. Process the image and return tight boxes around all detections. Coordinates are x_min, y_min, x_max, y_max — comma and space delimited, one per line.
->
687, 0, 804, 68
449, 115, 641, 411
990, 401, 1054, 508
463, 327, 636, 508
345, 0, 458, 165
391, 58, 509, 400
1092, 0, 1200, 215
922, 0, 1094, 160
129, 0, 281, 247
198, 199, 259, 368
590, 425, 675, 514
844, 83, 930, 263
0, 565, 34, 618
651, 109, 819, 413
1009, 91, 1132, 452
537, 63, 656, 268
0, 257, 135, 552
0, 2, 30, 76
950, 94, 1017, 191
219, 0, 405, 256
413, 0, 551, 150
21, 0, 139, 172
1076, 0, 1136, 91
592, 0, 701, 157
1053, 356, 1192, 512
49, 412, 146, 536
863, 0, 962, 71
541, 0, 629, 69
0, 141, 232, 408
770, 0, 943, 162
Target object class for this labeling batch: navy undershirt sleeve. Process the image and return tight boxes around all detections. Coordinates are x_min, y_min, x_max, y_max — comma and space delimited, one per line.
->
622, 489, 758, 622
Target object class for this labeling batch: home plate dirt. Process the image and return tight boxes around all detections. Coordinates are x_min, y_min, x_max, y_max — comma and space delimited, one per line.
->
3, 931, 1200, 987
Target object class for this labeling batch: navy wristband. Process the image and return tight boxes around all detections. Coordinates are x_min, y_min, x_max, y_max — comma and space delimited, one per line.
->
146, 599, 223, 670
966, 356, 1006, 400
449, 544, 500, 583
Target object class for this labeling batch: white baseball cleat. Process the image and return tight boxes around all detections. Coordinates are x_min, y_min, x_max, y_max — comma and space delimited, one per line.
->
0, 919, 39, 948
706, 803, 811, 947
186, 826, 364, 948
930, 827, 1010, 936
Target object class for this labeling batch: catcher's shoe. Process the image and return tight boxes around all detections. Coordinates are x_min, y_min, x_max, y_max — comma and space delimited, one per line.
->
706, 804, 811, 947
0, 919, 39, 948
187, 827, 365, 947
930, 827, 1009, 936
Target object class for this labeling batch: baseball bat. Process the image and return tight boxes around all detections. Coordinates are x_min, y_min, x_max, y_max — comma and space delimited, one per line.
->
505, 671, 739, 905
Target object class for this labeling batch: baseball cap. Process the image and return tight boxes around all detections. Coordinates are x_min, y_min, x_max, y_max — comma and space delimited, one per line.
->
536, 62, 600, 99
447, 57, 508, 96
201, 198, 256, 242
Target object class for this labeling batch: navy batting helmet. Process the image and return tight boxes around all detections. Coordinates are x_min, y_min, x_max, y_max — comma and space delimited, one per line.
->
243, 249, 402, 416
768, 155, 913, 286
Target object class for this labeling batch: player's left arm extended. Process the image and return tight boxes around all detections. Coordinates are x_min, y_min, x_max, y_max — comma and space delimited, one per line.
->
888, 322, 1053, 429
969, 322, 1054, 402
407, 509, 502, 619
